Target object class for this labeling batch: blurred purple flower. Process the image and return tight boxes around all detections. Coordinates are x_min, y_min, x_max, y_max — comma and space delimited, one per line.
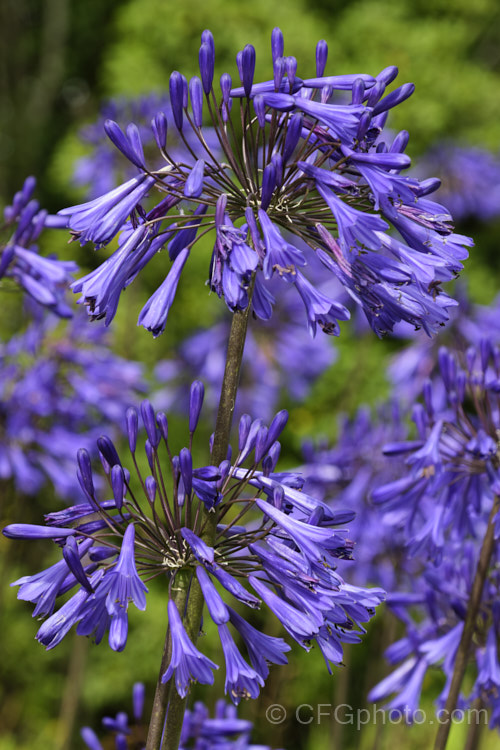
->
1, 177, 76, 315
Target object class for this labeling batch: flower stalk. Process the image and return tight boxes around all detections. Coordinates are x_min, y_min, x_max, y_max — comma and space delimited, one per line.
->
433, 495, 500, 750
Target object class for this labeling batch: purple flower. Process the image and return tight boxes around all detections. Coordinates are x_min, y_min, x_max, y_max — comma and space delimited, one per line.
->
138, 247, 190, 336
162, 600, 218, 696
59, 174, 155, 247
218, 623, 264, 703
5, 389, 382, 697
293, 270, 349, 336
373, 338, 500, 554
99, 524, 148, 651
1, 177, 77, 315
228, 606, 290, 678
58, 29, 470, 336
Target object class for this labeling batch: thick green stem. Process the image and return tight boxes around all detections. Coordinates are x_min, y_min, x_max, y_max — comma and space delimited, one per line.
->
211, 300, 254, 466
433, 495, 500, 750
147, 302, 253, 750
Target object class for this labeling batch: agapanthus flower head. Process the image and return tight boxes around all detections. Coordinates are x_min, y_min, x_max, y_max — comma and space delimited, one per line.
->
0, 310, 146, 498
369, 537, 500, 727
60, 30, 471, 337
373, 337, 500, 557
1, 177, 77, 315
81, 682, 279, 749
4, 383, 383, 700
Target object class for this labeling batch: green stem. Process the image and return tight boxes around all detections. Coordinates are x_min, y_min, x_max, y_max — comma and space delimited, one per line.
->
433, 495, 500, 750
146, 301, 253, 750
211, 299, 254, 466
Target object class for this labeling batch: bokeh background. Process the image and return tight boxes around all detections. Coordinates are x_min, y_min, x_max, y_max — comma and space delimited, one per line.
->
1, 0, 500, 748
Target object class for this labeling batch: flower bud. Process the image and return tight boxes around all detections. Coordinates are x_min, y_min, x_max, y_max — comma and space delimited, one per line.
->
316, 39, 328, 77
199, 42, 215, 95
141, 400, 160, 447
126, 407, 138, 453
189, 380, 205, 433
169, 71, 185, 130
189, 76, 204, 127
184, 160, 205, 198
240, 44, 256, 97
151, 112, 167, 151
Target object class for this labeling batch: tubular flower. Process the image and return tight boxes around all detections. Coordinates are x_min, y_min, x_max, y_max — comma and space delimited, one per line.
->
60, 29, 471, 337
4, 382, 383, 699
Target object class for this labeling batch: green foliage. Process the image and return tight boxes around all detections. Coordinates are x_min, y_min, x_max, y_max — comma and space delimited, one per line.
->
332, 0, 500, 151
102, 0, 327, 95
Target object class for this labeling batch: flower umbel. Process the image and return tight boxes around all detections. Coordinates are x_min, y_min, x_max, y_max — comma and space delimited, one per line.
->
4, 382, 383, 701
60, 29, 471, 337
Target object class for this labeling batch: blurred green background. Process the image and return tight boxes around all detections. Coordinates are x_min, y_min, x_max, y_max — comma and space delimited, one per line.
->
1, 0, 500, 748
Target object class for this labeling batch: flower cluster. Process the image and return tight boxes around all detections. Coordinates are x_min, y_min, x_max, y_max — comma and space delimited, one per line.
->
1, 177, 77, 315
369, 537, 500, 727
0, 312, 146, 498
4, 383, 383, 703
361, 334, 500, 725
373, 338, 500, 557
81, 683, 279, 749
60, 29, 471, 338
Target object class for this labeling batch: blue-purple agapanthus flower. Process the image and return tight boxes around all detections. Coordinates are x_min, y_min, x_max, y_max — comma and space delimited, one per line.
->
373, 338, 500, 558
369, 536, 500, 728
0, 311, 146, 498
60, 29, 471, 338
4, 382, 383, 702
81, 682, 278, 749
297, 340, 500, 727
1, 177, 77, 315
